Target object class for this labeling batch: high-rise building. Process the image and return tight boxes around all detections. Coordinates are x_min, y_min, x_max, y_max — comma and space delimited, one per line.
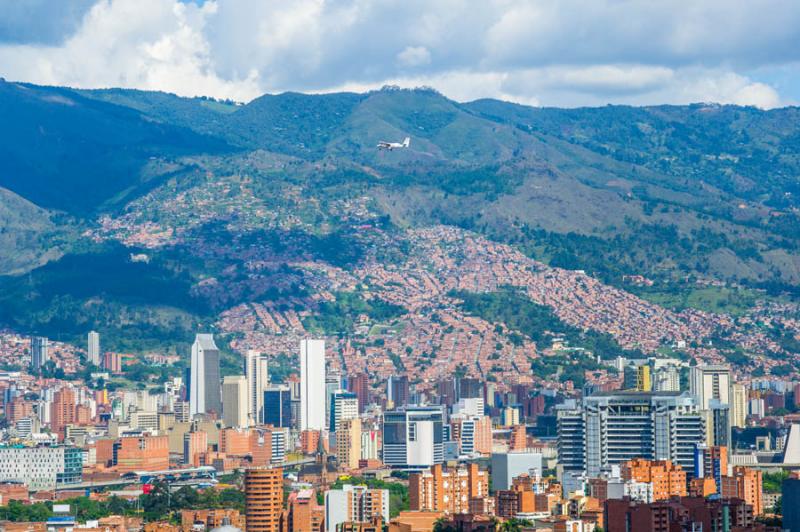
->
382, 405, 445, 469
336, 417, 362, 470
50, 387, 76, 441
325, 371, 341, 431
450, 414, 492, 456
409, 463, 488, 514
703, 400, 731, 447
87, 331, 100, 366
31, 336, 49, 370
245, 350, 269, 426
387, 376, 409, 408
263, 385, 292, 428
222, 375, 249, 428
300, 339, 326, 431
325, 485, 390, 532
557, 392, 706, 476
330, 391, 358, 433
731, 383, 747, 428
721, 466, 763, 516
690, 365, 732, 410
783, 477, 800, 531
245, 467, 283, 532
348, 373, 370, 413
190, 334, 222, 417
694, 445, 728, 494
653, 366, 680, 392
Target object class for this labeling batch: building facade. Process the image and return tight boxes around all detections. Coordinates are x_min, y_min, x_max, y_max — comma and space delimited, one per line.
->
190, 334, 222, 417
382, 405, 445, 469
300, 339, 326, 431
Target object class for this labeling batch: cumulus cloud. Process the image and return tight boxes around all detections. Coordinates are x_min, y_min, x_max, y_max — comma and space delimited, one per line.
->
0, 0, 797, 108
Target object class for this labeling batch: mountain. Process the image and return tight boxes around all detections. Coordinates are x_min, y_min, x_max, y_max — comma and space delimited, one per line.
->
2, 81, 800, 379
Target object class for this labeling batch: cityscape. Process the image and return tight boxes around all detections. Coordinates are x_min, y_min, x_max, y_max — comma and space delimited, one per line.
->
2, 1, 800, 532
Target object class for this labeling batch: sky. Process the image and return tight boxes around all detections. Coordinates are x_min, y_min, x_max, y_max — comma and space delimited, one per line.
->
0, 0, 798, 108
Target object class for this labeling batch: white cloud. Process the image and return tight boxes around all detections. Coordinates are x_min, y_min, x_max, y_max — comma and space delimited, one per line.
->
0, 0, 796, 107
396, 46, 431, 68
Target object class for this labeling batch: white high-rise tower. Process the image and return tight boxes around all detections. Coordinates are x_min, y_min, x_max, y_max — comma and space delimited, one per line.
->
87, 331, 100, 366
245, 350, 269, 425
190, 334, 221, 417
300, 339, 326, 431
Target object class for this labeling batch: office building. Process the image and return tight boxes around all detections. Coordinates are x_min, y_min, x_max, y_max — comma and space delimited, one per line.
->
690, 365, 732, 410
31, 336, 49, 370
222, 375, 249, 428
271, 428, 288, 464
331, 390, 358, 433
783, 477, 800, 532
557, 392, 705, 476
450, 414, 492, 456
693, 445, 728, 495
325, 485, 390, 532
0, 445, 82, 491
245, 467, 283, 532
336, 418, 362, 470
491, 452, 543, 491
245, 350, 269, 426
300, 339, 326, 431
114, 435, 169, 473
87, 331, 100, 366
361, 426, 380, 461
325, 371, 341, 431
190, 334, 222, 417
409, 463, 488, 514
348, 373, 370, 413
263, 385, 292, 428
653, 366, 680, 392
387, 376, 410, 408
50, 387, 77, 440
382, 405, 445, 469
731, 383, 747, 428
183, 431, 208, 466
703, 399, 731, 447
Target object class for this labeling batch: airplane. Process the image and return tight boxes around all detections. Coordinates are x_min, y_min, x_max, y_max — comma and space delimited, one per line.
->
377, 137, 410, 150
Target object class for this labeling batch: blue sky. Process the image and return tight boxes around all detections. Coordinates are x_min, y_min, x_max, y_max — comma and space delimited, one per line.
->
0, 0, 798, 108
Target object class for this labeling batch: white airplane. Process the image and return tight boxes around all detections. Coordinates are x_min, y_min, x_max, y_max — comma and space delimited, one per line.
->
377, 137, 410, 150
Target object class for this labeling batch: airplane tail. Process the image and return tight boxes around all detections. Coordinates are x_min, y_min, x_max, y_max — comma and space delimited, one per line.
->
403, 137, 411, 148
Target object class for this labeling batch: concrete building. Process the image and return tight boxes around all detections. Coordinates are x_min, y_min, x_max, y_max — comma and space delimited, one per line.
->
409, 463, 488, 515
557, 392, 705, 476
222, 375, 249, 428
331, 391, 358, 433
31, 336, 49, 370
245, 467, 283, 532
190, 334, 222, 417
382, 405, 445, 469
336, 418, 362, 470
325, 485, 390, 532
245, 350, 269, 426
300, 339, 326, 431
731, 383, 747, 428
690, 365, 732, 410
782, 477, 800, 532
87, 331, 100, 366
0, 445, 82, 491
263, 385, 292, 428
490, 452, 543, 491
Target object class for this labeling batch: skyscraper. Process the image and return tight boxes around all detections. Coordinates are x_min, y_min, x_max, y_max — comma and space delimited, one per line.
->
557, 391, 706, 476
347, 373, 370, 413
300, 339, 325, 431
245, 350, 269, 426
245, 467, 283, 532
50, 387, 76, 441
325, 371, 342, 430
690, 365, 732, 410
263, 385, 292, 428
330, 390, 358, 433
387, 375, 409, 408
222, 375, 249, 428
731, 383, 747, 428
31, 336, 49, 370
190, 334, 222, 417
382, 405, 445, 469
87, 331, 100, 366
336, 417, 362, 470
